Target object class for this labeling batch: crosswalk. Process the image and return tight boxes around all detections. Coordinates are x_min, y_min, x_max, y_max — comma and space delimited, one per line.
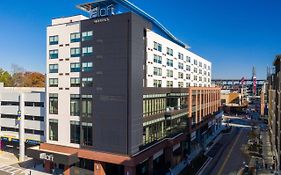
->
0, 164, 26, 175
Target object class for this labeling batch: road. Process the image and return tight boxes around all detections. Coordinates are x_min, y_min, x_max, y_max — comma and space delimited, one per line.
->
209, 126, 250, 175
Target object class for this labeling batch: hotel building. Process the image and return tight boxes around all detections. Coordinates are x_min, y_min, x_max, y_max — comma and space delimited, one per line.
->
28, 0, 222, 174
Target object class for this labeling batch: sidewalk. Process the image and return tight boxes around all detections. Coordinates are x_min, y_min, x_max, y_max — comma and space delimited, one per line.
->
257, 130, 274, 175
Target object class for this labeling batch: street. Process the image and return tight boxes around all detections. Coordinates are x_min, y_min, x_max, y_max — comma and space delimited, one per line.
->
209, 127, 250, 175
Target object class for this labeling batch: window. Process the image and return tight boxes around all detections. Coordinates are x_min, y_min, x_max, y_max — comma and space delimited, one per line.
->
70, 63, 80, 72
199, 62, 202, 67
153, 67, 162, 76
49, 93, 58, 114
153, 54, 162, 64
178, 62, 183, 69
167, 81, 173, 87
25, 102, 44, 107
167, 70, 173, 78
49, 35, 58, 45
153, 80, 162, 87
199, 69, 202, 74
70, 32, 80, 43
49, 50, 58, 59
199, 76, 202, 81
82, 62, 93, 72
24, 115, 44, 122
208, 72, 210, 76
186, 83, 190, 87
70, 48, 80, 57
49, 64, 58, 73
186, 65, 191, 71
204, 64, 207, 69
82, 31, 93, 41
82, 122, 93, 146
186, 56, 191, 63
194, 67, 198, 73
1, 101, 19, 106
49, 78, 58, 87
82, 47, 93, 56
1, 114, 17, 119
49, 119, 58, 141
70, 78, 80, 87
178, 72, 184, 79
194, 59, 198, 65
204, 71, 207, 76
82, 95, 92, 117
167, 59, 173, 67
82, 77, 93, 87
178, 53, 184, 60
208, 66, 211, 70
194, 75, 198, 81
153, 42, 162, 52
186, 74, 191, 80
178, 82, 184, 88
70, 94, 80, 116
166, 47, 173, 56
70, 121, 80, 144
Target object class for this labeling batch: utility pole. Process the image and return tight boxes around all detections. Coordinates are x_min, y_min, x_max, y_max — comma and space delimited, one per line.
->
18, 93, 25, 162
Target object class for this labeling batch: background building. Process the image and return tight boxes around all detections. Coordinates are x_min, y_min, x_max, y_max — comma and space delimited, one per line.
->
27, 0, 222, 175
0, 83, 45, 146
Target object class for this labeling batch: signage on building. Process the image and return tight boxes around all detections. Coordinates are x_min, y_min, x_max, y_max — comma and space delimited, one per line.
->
90, 4, 115, 19
191, 131, 196, 141
40, 153, 54, 162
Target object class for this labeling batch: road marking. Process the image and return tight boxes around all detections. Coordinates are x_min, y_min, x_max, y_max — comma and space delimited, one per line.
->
217, 129, 243, 175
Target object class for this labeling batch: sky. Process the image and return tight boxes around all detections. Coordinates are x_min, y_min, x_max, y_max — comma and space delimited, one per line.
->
0, 0, 280, 79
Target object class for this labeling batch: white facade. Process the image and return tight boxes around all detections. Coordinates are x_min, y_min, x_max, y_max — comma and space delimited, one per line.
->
46, 15, 87, 148
146, 30, 211, 88
0, 83, 45, 143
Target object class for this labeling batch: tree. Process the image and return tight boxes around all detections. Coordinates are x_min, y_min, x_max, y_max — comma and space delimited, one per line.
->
0, 71, 13, 87
23, 72, 45, 87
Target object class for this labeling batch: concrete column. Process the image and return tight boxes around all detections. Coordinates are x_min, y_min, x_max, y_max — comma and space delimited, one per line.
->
19, 93, 25, 162
64, 165, 71, 175
124, 166, 136, 175
94, 161, 106, 175
148, 156, 154, 175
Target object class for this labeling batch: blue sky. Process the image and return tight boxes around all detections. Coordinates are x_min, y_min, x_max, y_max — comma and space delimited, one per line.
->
0, 0, 280, 79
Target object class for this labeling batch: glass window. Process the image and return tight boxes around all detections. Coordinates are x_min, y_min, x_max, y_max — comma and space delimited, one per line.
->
186, 65, 191, 71
178, 82, 184, 88
167, 81, 173, 87
49, 64, 58, 73
186, 74, 191, 80
82, 62, 93, 72
70, 63, 80, 72
70, 32, 80, 43
194, 59, 198, 65
166, 47, 173, 56
186, 56, 191, 63
49, 35, 58, 45
49, 50, 58, 59
153, 54, 162, 64
49, 119, 58, 141
82, 77, 93, 87
178, 62, 184, 69
49, 78, 58, 87
178, 72, 184, 79
153, 42, 162, 52
178, 53, 184, 60
70, 48, 80, 57
82, 122, 93, 146
70, 121, 80, 144
82, 47, 93, 56
82, 31, 93, 41
70, 78, 80, 87
167, 59, 173, 67
82, 95, 92, 117
70, 94, 80, 116
167, 70, 173, 77
153, 80, 162, 87
49, 93, 58, 114
153, 67, 162, 76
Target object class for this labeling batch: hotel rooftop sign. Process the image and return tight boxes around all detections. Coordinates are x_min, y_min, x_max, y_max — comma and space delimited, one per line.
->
77, 0, 190, 49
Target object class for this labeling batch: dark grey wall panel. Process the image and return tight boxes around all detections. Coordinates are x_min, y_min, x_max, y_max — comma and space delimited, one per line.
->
80, 13, 151, 155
